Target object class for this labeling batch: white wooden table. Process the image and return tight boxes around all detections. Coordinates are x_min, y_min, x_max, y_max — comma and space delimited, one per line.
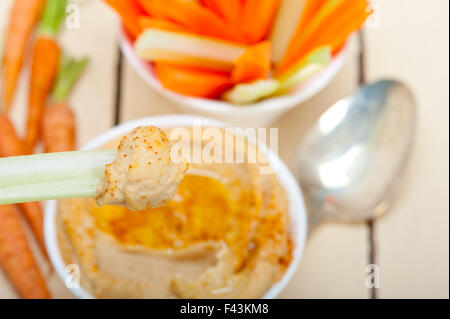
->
0, 0, 448, 299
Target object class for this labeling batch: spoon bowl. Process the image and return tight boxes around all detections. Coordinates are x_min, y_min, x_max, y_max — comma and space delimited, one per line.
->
297, 80, 416, 228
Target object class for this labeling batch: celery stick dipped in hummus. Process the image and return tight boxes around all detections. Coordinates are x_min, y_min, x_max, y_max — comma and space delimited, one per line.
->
96, 126, 188, 211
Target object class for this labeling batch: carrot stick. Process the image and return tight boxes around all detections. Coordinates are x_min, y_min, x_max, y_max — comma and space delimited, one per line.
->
0, 204, 50, 299
1, 0, 45, 112
284, 0, 367, 63
231, 41, 271, 83
278, 0, 368, 74
104, 0, 144, 38
139, 0, 245, 42
43, 56, 88, 153
24, 0, 67, 154
155, 63, 232, 98
0, 114, 47, 256
307, 0, 371, 54
200, 0, 221, 15
139, 17, 188, 33
329, 11, 372, 54
290, 0, 327, 41
241, 0, 281, 43
137, 0, 169, 19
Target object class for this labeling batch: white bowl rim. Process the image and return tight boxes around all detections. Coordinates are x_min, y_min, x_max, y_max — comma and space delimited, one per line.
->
44, 115, 308, 299
119, 29, 349, 116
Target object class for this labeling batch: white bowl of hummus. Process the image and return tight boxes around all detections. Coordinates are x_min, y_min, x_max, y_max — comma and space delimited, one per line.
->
44, 115, 307, 299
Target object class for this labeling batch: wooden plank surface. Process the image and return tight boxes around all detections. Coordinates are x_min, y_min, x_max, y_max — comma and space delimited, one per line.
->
364, 0, 449, 298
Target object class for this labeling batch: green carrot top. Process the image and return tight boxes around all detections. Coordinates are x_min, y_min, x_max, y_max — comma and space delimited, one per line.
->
52, 55, 89, 102
38, 0, 68, 37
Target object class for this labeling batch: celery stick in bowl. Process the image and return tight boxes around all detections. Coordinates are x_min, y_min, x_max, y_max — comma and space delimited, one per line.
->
0, 126, 188, 211
119, 28, 349, 127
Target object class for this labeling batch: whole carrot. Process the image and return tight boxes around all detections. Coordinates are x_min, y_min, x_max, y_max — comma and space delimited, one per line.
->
1, 0, 45, 112
43, 56, 88, 153
0, 114, 47, 256
24, 0, 67, 154
0, 204, 50, 299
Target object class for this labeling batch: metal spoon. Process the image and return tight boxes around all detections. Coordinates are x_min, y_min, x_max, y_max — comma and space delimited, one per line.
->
296, 80, 416, 230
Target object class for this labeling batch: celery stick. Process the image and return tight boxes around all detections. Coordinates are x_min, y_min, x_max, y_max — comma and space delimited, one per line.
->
0, 150, 117, 205
269, 0, 307, 64
277, 46, 331, 93
135, 29, 247, 71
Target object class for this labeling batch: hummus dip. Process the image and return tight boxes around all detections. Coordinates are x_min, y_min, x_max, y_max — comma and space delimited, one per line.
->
57, 129, 292, 298
96, 126, 188, 211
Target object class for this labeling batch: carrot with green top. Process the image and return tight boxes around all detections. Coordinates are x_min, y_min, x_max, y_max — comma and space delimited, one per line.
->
43, 56, 88, 153
1, 0, 45, 112
0, 204, 50, 299
24, 0, 67, 154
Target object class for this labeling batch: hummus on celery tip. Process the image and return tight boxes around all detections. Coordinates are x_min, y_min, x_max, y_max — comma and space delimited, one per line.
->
96, 126, 188, 211
57, 128, 292, 299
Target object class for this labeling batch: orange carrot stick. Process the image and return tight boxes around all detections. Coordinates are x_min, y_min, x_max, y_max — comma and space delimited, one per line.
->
291, 0, 327, 41
24, 37, 60, 154
140, 0, 245, 42
241, 0, 280, 43
1, 0, 45, 112
0, 113, 25, 157
0, 114, 47, 256
24, 0, 67, 154
104, 0, 144, 38
137, 0, 169, 19
328, 10, 372, 54
200, 0, 221, 15
0, 204, 50, 299
307, 0, 371, 54
43, 56, 88, 153
278, 0, 350, 73
18, 202, 46, 258
43, 103, 76, 152
231, 41, 271, 83
155, 63, 232, 98
139, 17, 188, 33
